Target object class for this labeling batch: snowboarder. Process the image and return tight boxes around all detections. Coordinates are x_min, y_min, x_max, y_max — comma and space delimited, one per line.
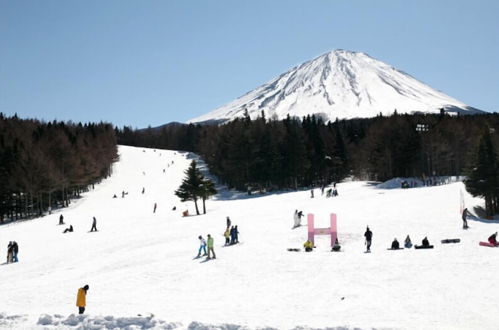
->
331, 238, 341, 252
90, 217, 97, 232
303, 240, 314, 252
122, 191, 125, 198
462, 208, 469, 229
207, 234, 216, 259
364, 226, 373, 252
172, 206, 176, 211
59, 214, 64, 225
226, 216, 231, 229
404, 235, 412, 248
6, 241, 13, 263
310, 189, 314, 198
153, 203, 157, 213
76, 285, 89, 314
112, 194, 117, 198
142, 187, 145, 194
422, 237, 430, 247
293, 210, 302, 228
488, 232, 498, 246
11, 241, 18, 262
224, 228, 230, 245
391, 238, 400, 250
197, 235, 207, 257
63, 225, 73, 233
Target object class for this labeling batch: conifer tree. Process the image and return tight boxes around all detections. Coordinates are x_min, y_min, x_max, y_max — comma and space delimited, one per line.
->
175, 160, 204, 215
465, 129, 499, 216
200, 178, 217, 214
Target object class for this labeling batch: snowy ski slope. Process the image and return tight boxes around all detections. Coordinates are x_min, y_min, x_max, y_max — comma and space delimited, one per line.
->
0, 145, 498, 329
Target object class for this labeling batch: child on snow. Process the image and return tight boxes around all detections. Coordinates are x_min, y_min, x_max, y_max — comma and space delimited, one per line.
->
197, 236, 207, 257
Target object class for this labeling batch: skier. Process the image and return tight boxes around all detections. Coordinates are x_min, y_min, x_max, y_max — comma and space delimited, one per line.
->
197, 235, 207, 257
391, 238, 400, 250
310, 189, 314, 198
404, 235, 412, 248
333, 188, 338, 197
6, 241, 13, 263
488, 232, 498, 246
207, 234, 216, 259
63, 225, 73, 233
153, 203, 157, 213
90, 217, 97, 232
230, 226, 236, 245
224, 228, 230, 245
76, 285, 89, 314
303, 240, 314, 252
11, 241, 18, 262
59, 214, 65, 225
142, 187, 145, 194
462, 208, 469, 229
226, 216, 231, 229
234, 225, 239, 244
326, 188, 332, 198
293, 210, 302, 228
122, 191, 125, 198
364, 226, 373, 252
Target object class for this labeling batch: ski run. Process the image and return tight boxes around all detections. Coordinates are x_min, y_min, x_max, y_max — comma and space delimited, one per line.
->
1, 145, 498, 330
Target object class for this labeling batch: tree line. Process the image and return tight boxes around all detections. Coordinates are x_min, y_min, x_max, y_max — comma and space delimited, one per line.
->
0, 114, 118, 223
117, 112, 499, 214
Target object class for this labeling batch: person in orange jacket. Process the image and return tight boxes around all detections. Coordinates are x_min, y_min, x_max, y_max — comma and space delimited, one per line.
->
76, 285, 89, 314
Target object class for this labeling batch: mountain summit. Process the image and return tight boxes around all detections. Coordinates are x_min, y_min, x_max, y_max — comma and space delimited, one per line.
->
189, 50, 483, 123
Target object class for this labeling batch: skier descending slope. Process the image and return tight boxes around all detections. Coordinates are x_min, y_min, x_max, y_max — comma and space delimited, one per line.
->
364, 226, 373, 252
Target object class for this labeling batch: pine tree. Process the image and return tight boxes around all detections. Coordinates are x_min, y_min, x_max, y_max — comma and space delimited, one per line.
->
200, 178, 217, 214
175, 160, 204, 215
465, 129, 499, 216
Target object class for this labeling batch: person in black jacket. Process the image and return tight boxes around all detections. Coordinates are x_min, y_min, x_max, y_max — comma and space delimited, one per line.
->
391, 238, 400, 250
59, 214, 65, 225
422, 237, 430, 247
462, 208, 469, 229
234, 225, 239, 244
364, 226, 373, 252
12, 241, 18, 262
90, 217, 97, 232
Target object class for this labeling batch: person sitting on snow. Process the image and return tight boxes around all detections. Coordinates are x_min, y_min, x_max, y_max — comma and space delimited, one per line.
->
391, 238, 400, 249
422, 237, 430, 247
404, 235, 412, 248
63, 225, 73, 233
303, 240, 314, 252
488, 232, 498, 246
331, 238, 341, 252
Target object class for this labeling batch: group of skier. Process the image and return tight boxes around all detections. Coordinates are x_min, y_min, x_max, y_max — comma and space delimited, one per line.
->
61, 215, 97, 233
196, 234, 216, 259
6, 241, 19, 263
223, 217, 239, 245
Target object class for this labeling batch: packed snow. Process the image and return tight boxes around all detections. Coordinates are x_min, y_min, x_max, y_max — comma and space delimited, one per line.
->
0, 145, 498, 330
188, 50, 483, 124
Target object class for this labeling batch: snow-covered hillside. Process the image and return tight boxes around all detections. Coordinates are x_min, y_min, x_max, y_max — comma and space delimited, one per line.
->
0, 146, 498, 330
189, 50, 483, 124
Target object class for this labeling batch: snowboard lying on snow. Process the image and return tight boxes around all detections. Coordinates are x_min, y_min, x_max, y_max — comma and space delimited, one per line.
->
441, 239, 460, 244
415, 245, 434, 249
479, 242, 498, 247
387, 247, 404, 250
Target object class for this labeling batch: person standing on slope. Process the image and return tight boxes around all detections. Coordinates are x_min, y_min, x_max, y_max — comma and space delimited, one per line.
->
224, 228, 230, 246
197, 235, 207, 257
76, 285, 89, 314
11, 241, 18, 262
226, 216, 231, 230
234, 225, 239, 244
153, 203, 157, 213
364, 226, 373, 252
6, 241, 13, 263
207, 234, 216, 259
59, 214, 65, 225
462, 208, 469, 229
90, 217, 98, 232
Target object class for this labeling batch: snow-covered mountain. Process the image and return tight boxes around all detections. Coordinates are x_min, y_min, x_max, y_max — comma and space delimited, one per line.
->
189, 50, 483, 124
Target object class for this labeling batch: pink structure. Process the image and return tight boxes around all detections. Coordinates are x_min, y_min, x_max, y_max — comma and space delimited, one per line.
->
307, 213, 337, 246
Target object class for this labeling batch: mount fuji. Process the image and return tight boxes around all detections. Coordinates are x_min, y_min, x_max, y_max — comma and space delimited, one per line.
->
188, 50, 484, 124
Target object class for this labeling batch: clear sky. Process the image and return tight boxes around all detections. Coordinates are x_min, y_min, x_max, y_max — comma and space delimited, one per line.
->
1, 0, 498, 128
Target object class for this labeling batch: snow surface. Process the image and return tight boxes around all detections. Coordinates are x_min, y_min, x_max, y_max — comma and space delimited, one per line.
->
1, 145, 498, 330
188, 50, 482, 124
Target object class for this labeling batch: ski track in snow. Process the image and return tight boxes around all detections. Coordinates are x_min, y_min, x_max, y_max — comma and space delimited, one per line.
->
0, 145, 498, 330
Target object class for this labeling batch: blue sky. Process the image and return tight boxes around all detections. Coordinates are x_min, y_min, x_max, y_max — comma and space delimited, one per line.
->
1, 0, 498, 128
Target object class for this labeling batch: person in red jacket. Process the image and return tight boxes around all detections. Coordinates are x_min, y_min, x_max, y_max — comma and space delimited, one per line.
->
488, 232, 498, 246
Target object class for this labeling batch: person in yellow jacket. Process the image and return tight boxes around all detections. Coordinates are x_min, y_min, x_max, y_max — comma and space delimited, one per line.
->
76, 285, 89, 314
224, 228, 230, 245
303, 240, 314, 252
